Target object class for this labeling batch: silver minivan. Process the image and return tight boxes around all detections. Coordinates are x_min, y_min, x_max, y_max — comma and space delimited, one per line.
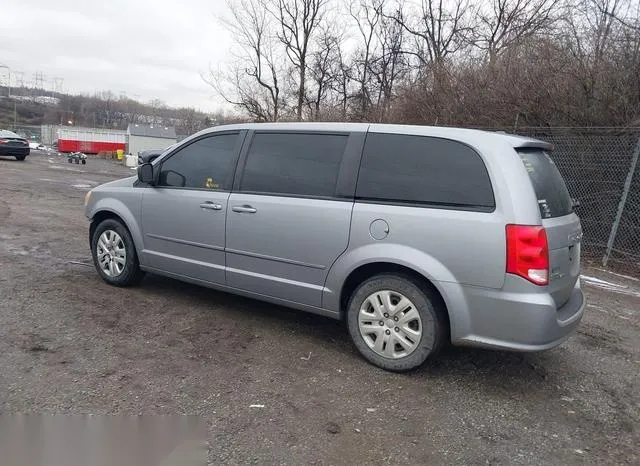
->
85, 123, 585, 371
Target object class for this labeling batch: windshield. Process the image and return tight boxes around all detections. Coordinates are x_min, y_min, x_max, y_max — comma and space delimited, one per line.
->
518, 149, 574, 219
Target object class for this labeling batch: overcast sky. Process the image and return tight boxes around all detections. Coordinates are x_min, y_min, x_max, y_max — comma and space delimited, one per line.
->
1, 0, 232, 112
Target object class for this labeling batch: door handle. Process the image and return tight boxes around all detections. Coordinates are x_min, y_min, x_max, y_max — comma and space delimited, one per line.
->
232, 205, 257, 213
200, 202, 222, 211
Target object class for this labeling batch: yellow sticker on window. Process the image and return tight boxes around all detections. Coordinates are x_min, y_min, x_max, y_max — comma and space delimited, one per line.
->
205, 177, 218, 189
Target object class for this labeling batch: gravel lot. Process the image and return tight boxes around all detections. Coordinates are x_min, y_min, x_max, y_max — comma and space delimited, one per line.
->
1, 151, 639, 465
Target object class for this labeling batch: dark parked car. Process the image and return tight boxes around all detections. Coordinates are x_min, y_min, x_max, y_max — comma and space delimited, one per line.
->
0, 130, 30, 161
138, 143, 178, 165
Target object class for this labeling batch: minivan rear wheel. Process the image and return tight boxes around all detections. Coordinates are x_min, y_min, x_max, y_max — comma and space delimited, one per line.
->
346, 274, 445, 372
91, 218, 145, 287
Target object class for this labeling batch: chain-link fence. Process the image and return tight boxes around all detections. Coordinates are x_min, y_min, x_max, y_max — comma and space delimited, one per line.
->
10, 124, 42, 142
511, 128, 640, 273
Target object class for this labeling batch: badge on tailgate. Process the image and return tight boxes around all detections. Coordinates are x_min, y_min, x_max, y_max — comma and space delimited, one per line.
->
568, 230, 583, 245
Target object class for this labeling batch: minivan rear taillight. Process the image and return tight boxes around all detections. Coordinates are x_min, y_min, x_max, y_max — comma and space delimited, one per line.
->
506, 225, 549, 286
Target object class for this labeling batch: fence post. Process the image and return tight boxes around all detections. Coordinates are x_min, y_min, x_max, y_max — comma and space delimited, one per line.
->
603, 135, 640, 266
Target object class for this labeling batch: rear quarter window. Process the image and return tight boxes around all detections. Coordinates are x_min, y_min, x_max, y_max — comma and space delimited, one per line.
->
356, 133, 495, 210
517, 149, 573, 219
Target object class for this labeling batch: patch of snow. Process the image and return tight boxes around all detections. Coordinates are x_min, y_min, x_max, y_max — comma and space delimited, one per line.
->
594, 268, 639, 282
71, 184, 92, 189
581, 275, 623, 287
581, 275, 640, 298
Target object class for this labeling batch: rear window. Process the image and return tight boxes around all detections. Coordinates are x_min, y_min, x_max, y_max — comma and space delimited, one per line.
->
0, 130, 22, 138
518, 149, 573, 219
356, 133, 495, 210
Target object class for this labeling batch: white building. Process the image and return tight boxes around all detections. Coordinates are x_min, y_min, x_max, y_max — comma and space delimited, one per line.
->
126, 124, 177, 156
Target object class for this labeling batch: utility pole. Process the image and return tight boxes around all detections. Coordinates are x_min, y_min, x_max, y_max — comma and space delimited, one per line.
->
0, 64, 10, 97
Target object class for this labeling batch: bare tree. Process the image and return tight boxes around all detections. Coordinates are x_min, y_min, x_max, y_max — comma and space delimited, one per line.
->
212, 0, 640, 127
370, 6, 408, 120
206, 0, 284, 121
559, 0, 628, 122
350, 0, 383, 118
308, 26, 343, 120
176, 108, 202, 134
475, 0, 560, 65
603, 0, 640, 31
390, 0, 473, 67
95, 91, 119, 127
148, 99, 167, 125
271, 0, 328, 120
331, 40, 353, 119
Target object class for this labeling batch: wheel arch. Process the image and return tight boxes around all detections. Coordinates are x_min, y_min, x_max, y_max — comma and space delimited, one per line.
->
90, 210, 127, 241
337, 261, 451, 342
88, 202, 144, 254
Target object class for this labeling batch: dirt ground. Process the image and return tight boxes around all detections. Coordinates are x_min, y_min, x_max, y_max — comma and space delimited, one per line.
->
1, 151, 639, 465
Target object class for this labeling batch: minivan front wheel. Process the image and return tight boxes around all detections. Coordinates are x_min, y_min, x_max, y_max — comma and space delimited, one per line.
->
347, 274, 446, 372
91, 218, 144, 287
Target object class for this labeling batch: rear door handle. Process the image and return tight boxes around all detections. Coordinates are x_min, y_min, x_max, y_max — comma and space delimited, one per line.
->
232, 205, 257, 214
200, 202, 223, 211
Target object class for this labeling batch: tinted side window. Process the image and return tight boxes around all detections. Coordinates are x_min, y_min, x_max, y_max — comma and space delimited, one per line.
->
158, 134, 238, 189
240, 133, 348, 197
356, 133, 495, 209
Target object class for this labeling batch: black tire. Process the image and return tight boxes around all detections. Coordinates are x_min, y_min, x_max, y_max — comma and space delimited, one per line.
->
91, 218, 145, 287
15, 155, 26, 161
68, 158, 72, 163
81, 159, 86, 165
346, 274, 446, 372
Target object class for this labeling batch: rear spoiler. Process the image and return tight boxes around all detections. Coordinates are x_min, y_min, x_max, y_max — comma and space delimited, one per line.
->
515, 140, 554, 151
496, 132, 554, 151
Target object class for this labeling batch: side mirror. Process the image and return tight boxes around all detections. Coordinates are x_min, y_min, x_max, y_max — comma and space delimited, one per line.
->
138, 163, 155, 184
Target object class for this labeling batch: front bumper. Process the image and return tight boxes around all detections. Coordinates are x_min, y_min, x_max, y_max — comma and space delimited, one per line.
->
443, 277, 585, 352
0, 146, 29, 156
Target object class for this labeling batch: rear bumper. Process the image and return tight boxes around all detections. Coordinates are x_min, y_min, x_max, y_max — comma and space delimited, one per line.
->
443, 277, 585, 352
0, 147, 29, 156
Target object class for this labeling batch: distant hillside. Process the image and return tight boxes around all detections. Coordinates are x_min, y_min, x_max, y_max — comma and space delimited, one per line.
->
0, 98, 48, 128
0, 86, 240, 135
